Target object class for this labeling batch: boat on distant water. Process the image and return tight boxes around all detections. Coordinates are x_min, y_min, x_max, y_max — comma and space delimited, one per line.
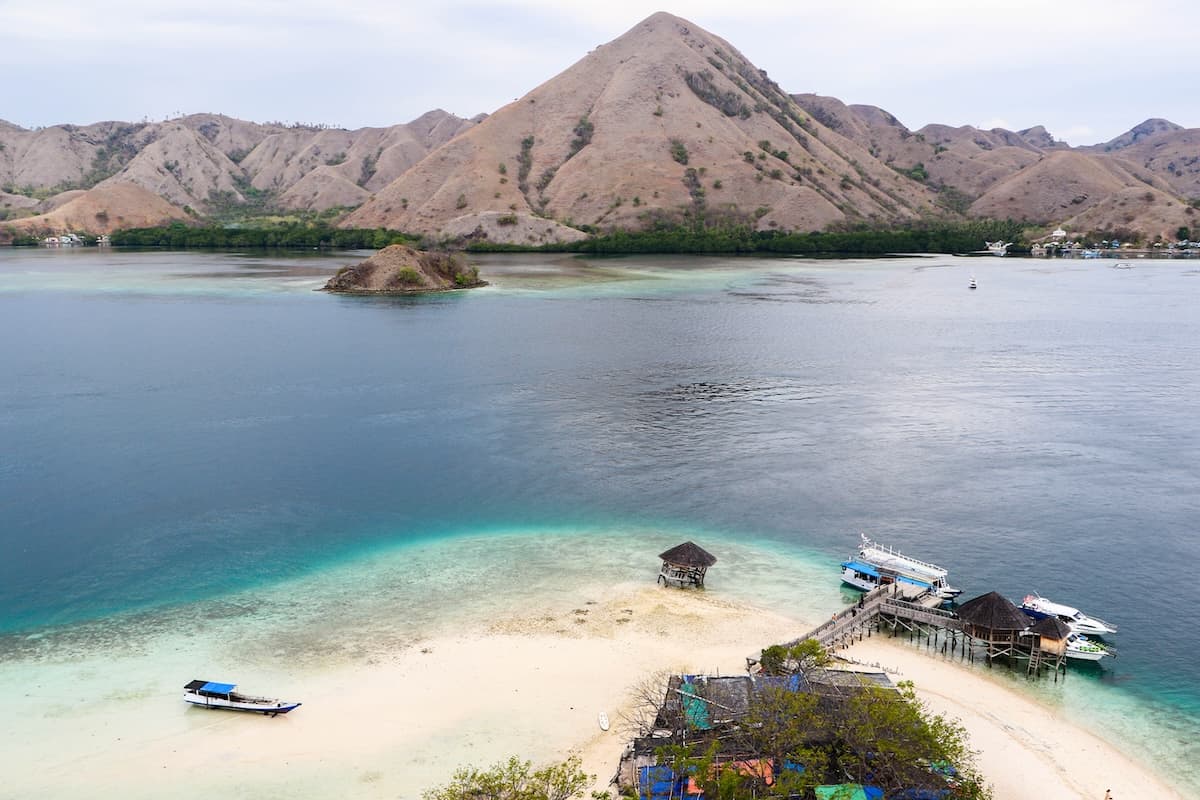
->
1020, 594, 1117, 637
184, 680, 301, 716
968, 275, 977, 290
1065, 632, 1115, 661
840, 534, 962, 599
985, 241, 1011, 256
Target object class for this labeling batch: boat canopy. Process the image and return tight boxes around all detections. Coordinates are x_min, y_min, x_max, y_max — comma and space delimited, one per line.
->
841, 560, 880, 577
195, 681, 232, 695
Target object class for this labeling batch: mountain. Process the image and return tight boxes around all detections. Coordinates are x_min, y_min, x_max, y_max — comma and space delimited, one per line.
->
3, 14, 1199, 243
0, 110, 478, 232
342, 12, 940, 243
1087, 118, 1184, 152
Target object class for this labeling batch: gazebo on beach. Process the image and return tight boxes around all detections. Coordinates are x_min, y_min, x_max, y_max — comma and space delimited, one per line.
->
657, 541, 717, 588
955, 591, 1032, 662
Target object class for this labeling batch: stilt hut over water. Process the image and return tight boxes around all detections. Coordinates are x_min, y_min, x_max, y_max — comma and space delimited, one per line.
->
1029, 616, 1071, 657
657, 541, 717, 588
955, 591, 1031, 661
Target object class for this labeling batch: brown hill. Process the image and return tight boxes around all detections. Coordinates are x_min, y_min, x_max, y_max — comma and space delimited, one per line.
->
342, 12, 939, 243
1087, 118, 1184, 152
969, 149, 1176, 221
1090, 127, 1200, 201
323, 244, 485, 293
792, 95, 1044, 205
0, 111, 477, 220
2, 182, 190, 235
240, 110, 478, 210
1055, 185, 1194, 242
102, 123, 247, 211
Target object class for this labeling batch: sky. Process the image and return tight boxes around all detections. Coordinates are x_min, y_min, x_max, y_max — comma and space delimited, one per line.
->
2, 0, 1196, 146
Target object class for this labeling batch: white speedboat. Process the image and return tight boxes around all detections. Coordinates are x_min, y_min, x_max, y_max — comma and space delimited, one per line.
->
1065, 633, 1115, 661
1020, 594, 1117, 637
985, 241, 1010, 256
968, 275, 977, 290
184, 680, 301, 715
840, 534, 962, 599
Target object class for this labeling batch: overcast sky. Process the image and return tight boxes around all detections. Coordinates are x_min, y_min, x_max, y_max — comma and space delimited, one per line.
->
2, 0, 1196, 146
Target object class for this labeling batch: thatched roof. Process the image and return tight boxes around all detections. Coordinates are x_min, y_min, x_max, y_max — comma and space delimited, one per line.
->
1029, 616, 1071, 640
659, 541, 717, 567
955, 591, 1032, 631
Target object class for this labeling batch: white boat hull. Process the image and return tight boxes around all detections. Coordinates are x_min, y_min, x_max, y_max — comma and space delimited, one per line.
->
1065, 634, 1114, 661
184, 693, 301, 714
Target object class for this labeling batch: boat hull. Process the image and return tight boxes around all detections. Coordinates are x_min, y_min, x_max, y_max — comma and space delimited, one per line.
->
185, 693, 301, 714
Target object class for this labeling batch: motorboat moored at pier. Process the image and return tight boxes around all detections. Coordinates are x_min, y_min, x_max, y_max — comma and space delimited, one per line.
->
840, 534, 962, 600
1020, 594, 1117, 637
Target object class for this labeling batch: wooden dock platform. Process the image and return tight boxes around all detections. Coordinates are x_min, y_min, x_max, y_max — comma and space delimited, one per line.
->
757, 583, 1068, 680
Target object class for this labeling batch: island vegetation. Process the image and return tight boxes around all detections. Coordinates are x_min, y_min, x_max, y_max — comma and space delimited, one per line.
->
422, 641, 990, 800
98, 218, 1026, 257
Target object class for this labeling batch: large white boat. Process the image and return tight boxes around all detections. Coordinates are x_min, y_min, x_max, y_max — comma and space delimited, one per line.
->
985, 240, 1011, 256
184, 680, 301, 715
1020, 594, 1117, 637
1065, 632, 1115, 661
840, 534, 962, 599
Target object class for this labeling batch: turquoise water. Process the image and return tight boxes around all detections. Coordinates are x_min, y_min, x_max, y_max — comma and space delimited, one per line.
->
1, 249, 1198, 794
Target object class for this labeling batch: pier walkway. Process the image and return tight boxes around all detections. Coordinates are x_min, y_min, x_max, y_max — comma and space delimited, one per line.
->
757, 583, 1067, 680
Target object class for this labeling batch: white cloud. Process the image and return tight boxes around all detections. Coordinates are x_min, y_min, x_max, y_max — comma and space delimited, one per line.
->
1, 0, 1197, 140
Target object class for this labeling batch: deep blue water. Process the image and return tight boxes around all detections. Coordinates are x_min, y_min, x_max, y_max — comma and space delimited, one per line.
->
2, 249, 1199, 755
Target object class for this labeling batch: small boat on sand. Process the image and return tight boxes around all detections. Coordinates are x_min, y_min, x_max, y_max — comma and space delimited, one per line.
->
184, 680, 301, 715
1020, 594, 1117, 637
840, 534, 962, 600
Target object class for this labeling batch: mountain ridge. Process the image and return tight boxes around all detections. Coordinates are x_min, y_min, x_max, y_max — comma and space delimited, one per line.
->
3, 13, 1197, 243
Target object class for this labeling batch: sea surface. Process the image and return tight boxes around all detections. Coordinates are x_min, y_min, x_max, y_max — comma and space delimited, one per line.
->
1, 248, 1198, 795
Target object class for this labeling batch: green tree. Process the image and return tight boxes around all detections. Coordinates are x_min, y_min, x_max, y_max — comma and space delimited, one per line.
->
423, 755, 594, 800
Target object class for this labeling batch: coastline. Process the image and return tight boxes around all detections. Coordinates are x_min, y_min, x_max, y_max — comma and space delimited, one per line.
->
1, 581, 1186, 800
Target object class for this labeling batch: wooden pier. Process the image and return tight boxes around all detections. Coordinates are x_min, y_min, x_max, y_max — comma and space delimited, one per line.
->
761, 583, 1069, 680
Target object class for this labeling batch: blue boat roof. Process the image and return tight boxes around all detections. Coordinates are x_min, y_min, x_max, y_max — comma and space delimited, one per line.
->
842, 560, 880, 577
201, 681, 236, 693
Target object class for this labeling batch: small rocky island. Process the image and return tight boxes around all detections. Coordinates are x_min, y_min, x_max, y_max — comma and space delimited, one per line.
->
323, 244, 487, 294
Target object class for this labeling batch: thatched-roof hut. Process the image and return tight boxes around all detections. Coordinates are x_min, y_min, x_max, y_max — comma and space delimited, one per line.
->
955, 591, 1032, 660
1029, 615, 1071, 657
657, 541, 717, 587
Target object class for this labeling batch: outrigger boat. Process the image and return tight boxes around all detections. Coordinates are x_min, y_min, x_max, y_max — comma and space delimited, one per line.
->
184, 680, 301, 716
1020, 594, 1117, 637
840, 534, 962, 600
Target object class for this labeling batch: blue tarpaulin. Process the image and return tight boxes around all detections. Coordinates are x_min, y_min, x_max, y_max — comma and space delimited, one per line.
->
200, 682, 236, 694
638, 765, 681, 800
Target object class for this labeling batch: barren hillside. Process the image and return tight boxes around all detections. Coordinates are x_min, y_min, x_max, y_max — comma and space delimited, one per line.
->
342, 12, 940, 244
3, 182, 190, 235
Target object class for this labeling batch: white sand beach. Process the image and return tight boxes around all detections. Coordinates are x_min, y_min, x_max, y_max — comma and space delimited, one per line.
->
0, 583, 1185, 800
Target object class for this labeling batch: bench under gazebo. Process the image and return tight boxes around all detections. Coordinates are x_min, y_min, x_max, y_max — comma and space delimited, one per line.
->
657, 541, 717, 588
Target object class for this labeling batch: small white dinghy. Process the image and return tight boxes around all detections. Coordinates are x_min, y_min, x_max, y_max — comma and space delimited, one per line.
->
598, 711, 610, 731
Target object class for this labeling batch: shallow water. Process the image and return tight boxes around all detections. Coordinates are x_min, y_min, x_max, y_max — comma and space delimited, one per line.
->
1, 249, 1197, 794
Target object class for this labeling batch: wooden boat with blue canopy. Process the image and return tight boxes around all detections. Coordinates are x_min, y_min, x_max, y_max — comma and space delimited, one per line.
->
183, 680, 301, 716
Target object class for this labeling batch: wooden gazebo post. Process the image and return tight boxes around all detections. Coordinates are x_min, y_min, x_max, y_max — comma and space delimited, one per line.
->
657, 541, 717, 588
